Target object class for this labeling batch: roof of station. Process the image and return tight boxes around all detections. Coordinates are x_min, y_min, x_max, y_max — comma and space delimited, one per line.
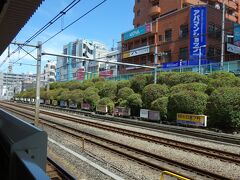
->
0, 0, 44, 55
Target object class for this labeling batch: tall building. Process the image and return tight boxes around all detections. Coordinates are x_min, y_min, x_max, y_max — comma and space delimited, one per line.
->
43, 61, 56, 83
56, 39, 109, 81
0, 72, 36, 100
121, 0, 239, 74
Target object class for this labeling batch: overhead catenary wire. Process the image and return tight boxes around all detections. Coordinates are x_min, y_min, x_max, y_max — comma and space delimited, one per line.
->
0, 0, 82, 68
7, 0, 108, 70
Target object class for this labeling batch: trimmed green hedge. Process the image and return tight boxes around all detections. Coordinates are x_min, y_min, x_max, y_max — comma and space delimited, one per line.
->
207, 87, 240, 131
168, 91, 208, 121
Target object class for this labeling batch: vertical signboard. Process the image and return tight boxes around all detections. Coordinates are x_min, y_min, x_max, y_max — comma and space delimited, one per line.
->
234, 23, 240, 47
190, 6, 207, 61
56, 69, 61, 81
77, 68, 85, 80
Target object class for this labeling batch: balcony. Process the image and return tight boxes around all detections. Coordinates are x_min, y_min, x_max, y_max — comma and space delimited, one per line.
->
227, 1, 238, 9
149, 6, 161, 16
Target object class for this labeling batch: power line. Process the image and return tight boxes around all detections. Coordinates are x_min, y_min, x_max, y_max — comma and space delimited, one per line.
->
9, 0, 107, 69
0, 0, 82, 68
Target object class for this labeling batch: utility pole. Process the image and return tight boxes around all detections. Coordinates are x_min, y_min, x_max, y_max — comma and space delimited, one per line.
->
35, 41, 42, 126
154, 45, 158, 84
11, 41, 42, 126
221, 2, 226, 70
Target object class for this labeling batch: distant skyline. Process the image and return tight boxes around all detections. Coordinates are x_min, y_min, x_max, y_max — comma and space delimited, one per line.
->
0, 0, 134, 74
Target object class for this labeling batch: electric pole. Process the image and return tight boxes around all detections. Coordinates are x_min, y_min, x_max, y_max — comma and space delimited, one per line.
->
221, 2, 225, 70
35, 41, 42, 126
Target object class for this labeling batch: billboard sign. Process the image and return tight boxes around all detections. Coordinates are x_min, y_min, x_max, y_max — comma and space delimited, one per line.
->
123, 23, 152, 41
99, 70, 113, 78
177, 113, 207, 127
190, 6, 207, 60
123, 46, 150, 59
234, 23, 240, 47
227, 43, 240, 54
77, 68, 85, 80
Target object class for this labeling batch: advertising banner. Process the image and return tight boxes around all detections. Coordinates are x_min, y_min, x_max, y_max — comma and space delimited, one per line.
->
123, 23, 152, 41
99, 70, 113, 78
177, 113, 207, 127
122, 46, 150, 59
234, 23, 240, 47
56, 69, 61, 81
190, 6, 207, 61
77, 68, 85, 80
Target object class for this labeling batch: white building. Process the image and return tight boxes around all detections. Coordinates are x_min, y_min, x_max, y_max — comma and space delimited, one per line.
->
56, 39, 109, 81
0, 72, 36, 100
43, 61, 56, 83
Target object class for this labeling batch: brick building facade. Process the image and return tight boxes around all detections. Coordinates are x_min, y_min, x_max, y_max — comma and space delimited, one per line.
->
120, 0, 239, 74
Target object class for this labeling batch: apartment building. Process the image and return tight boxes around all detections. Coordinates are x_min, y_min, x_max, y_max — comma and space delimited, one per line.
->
56, 39, 109, 81
120, 0, 239, 74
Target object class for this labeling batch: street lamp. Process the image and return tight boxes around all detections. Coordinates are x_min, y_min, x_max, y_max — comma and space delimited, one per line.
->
198, 45, 206, 74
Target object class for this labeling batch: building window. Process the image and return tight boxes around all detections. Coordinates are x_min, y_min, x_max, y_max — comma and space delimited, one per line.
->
163, 50, 172, 62
137, 10, 140, 16
207, 47, 215, 59
179, 47, 188, 60
137, 0, 140, 3
179, 24, 188, 39
165, 29, 172, 42
208, 24, 221, 39
158, 35, 163, 41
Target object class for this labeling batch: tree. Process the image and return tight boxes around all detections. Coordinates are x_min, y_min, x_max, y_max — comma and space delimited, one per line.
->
151, 97, 169, 121
142, 84, 169, 107
99, 81, 117, 100
97, 97, 115, 114
168, 91, 208, 121
118, 87, 134, 100
170, 82, 207, 94
117, 80, 131, 92
83, 88, 100, 110
69, 89, 84, 105
80, 80, 94, 90
127, 93, 143, 116
207, 87, 240, 131
130, 74, 148, 93
157, 72, 208, 86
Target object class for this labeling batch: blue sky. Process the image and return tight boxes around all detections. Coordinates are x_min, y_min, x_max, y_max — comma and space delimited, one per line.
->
0, 0, 134, 73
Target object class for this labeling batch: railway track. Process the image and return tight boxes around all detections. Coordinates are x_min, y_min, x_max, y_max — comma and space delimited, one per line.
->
0, 102, 236, 179
24, 101, 240, 145
47, 157, 75, 180
2, 101, 240, 166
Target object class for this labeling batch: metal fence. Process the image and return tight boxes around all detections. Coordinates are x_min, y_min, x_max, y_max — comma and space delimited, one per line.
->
106, 60, 240, 81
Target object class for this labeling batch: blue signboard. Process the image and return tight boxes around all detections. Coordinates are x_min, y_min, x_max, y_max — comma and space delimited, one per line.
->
162, 59, 210, 69
123, 23, 151, 41
56, 69, 61, 81
190, 6, 207, 61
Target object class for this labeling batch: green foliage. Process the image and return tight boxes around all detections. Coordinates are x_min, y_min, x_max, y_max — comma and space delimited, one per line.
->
206, 75, 240, 95
97, 97, 114, 113
92, 77, 105, 83
207, 71, 236, 79
57, 89, 71, 101
207, 87, 240, 131
83, 88, 100, 110
170, 83, 207, 94
119, 99, 128, 107
127, 93, 143, 116
130, 74, 148, 93
94, 81, 105, 90
142, 84, 169, 107
118, 87, 134, 100
168, 91, 208, 121
99, 81, 117, 100
67, 81, 81, 90
151, 97, 169, 121
50, 82, 62, 90
48, 88, 65, 100
157, 72, 208, 86
80, 80, 94, 90
69, 89, 84, 104
117, 80, 131, 92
